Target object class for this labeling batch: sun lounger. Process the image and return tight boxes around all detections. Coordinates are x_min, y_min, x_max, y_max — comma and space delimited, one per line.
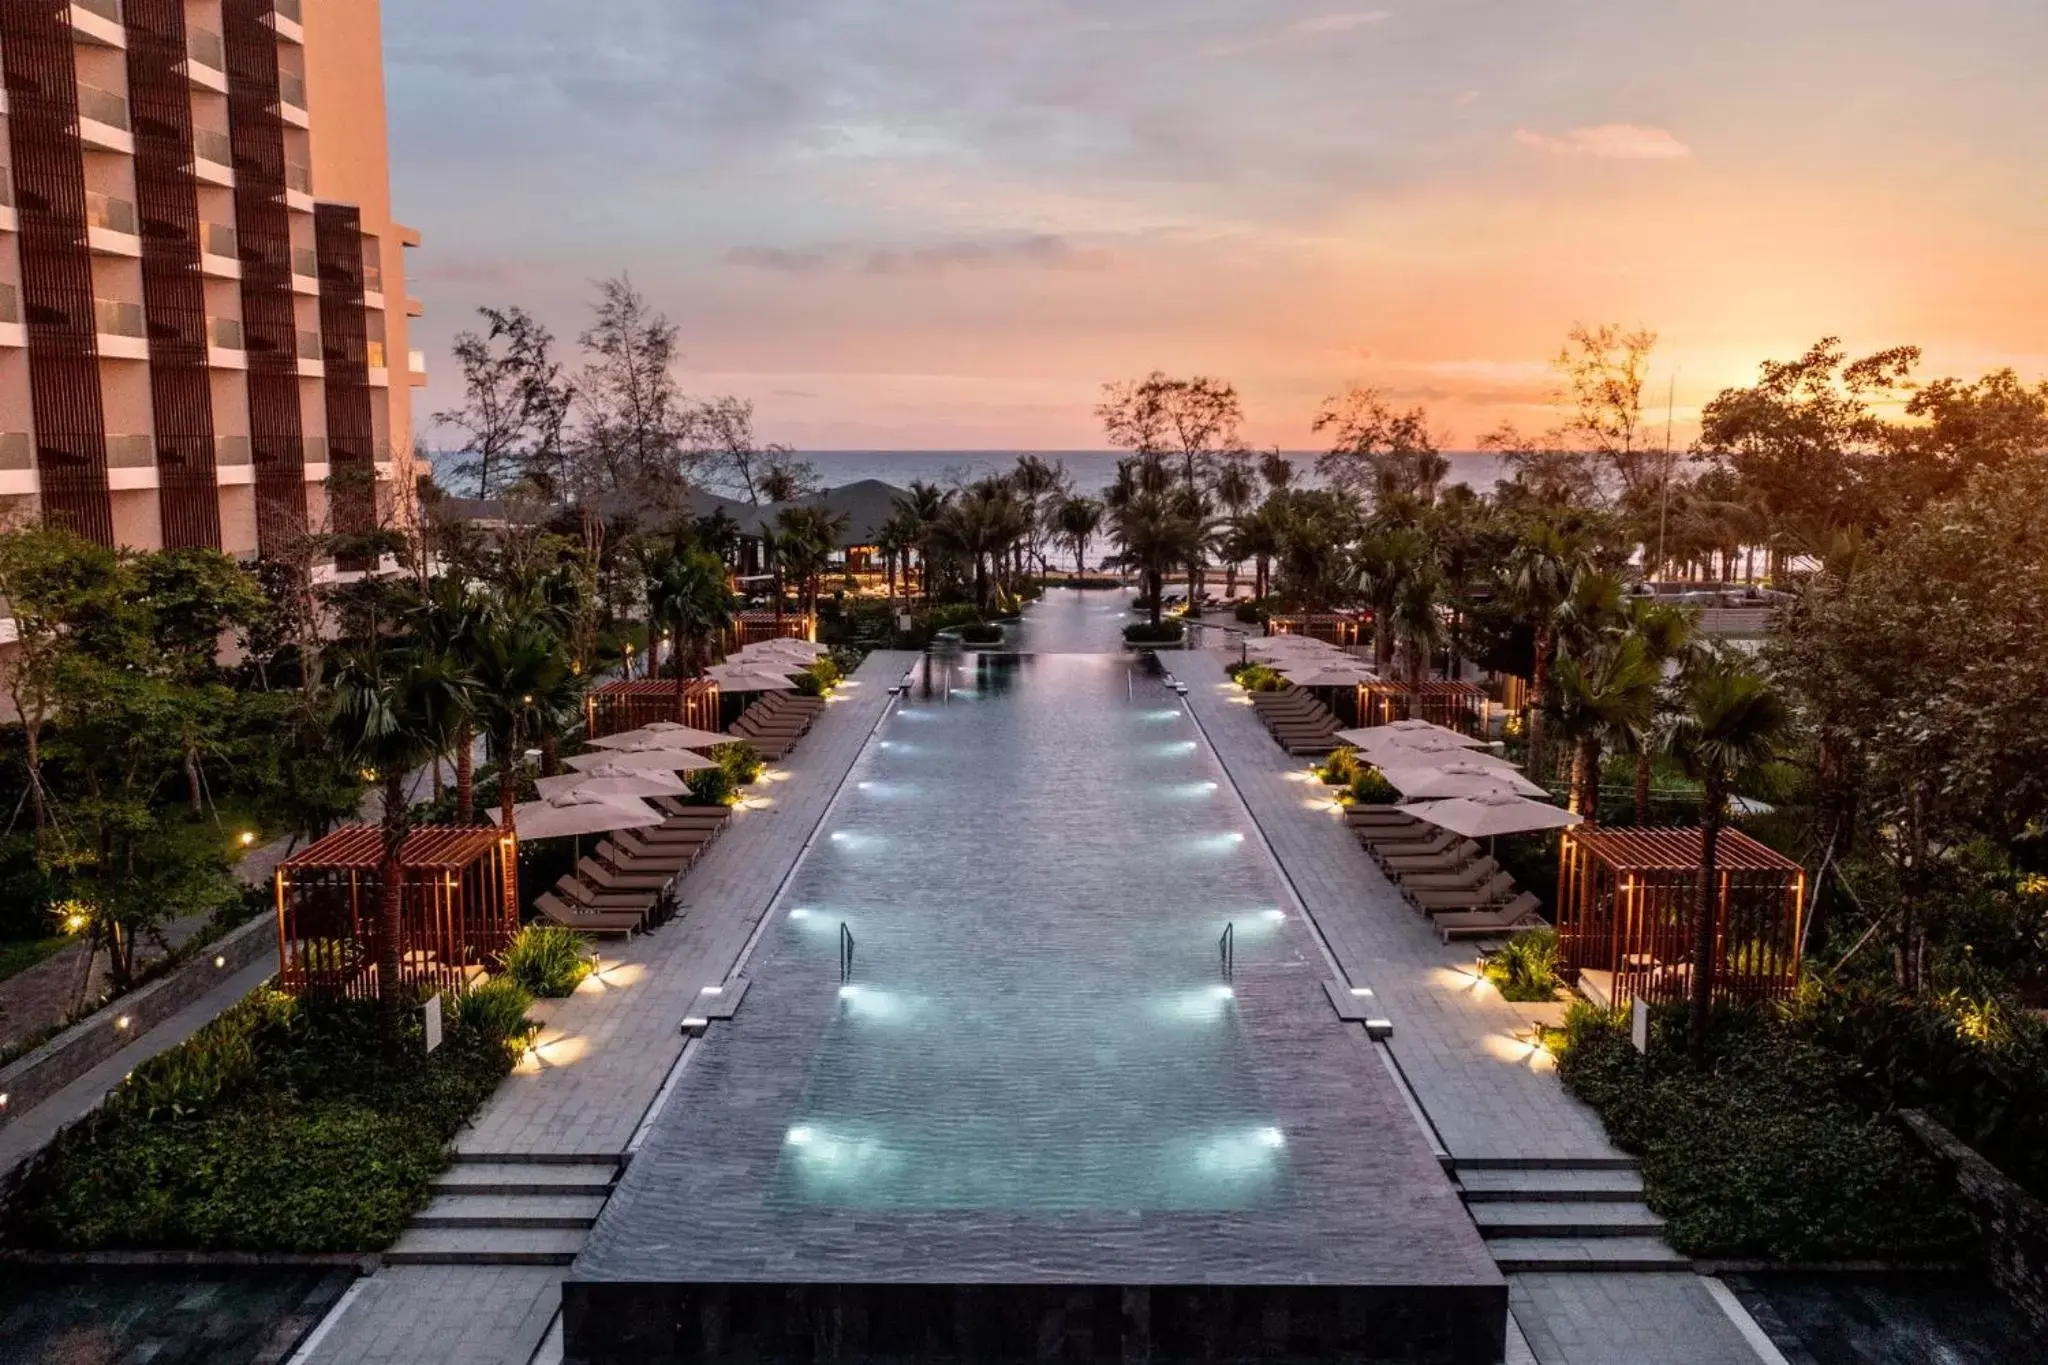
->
535, 892, 641, 936
592, 839, 692, 873
1410, 872, 1517, 912
1361, 828, 1456, 857
1435, 893, 1546, 942
555, 876, 654, 912
1398, 858, 1501, 892
1382, 839, 1484, 873
578, 857, 672, 892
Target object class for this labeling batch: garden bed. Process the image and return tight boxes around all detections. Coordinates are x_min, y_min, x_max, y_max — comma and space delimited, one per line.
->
0, 984, 529, 1254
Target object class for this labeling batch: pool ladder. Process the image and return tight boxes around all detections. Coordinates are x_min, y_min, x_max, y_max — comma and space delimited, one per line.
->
1219, 922, 1235, 981
839, 921, 856, 984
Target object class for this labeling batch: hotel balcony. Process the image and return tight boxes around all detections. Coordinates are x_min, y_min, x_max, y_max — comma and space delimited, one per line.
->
0, 283, 20, 349
107, 435, 159, 491
86, 192, 142, 258
264, 0, 304, 46
0, 173, 16, 233
276, 71, 310, 130
292, 247, 320, 295
184, 27, 229, 94
191, 129, 234, 187
0, 433, 35, 497
76, 84, 134, 155
297, 328, 324, 378
284, 161, 314, 213
200, 222, 240, 279
216, 435, 255, 485
95, 298, 149, 360
67, 0, 126, 49
208, 315, 247, 369
366, 339, 389, 387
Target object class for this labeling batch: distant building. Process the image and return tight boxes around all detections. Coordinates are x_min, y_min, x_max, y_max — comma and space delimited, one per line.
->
0, 0, 422, 556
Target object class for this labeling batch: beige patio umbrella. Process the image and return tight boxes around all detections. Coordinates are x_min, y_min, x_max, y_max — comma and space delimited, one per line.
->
566, 743, 720, 774
1402, 791, 1582, 838
495, 790, 666, 838
1348, 736, 1521, 775
708, 665, 800, 691
738, 639, 827, 659
535, 764, 690, 801
590, 723, 732, 751
1379, 760, 1549, 801
1277, 661, 1378, 687
1338, 721, 1486, 750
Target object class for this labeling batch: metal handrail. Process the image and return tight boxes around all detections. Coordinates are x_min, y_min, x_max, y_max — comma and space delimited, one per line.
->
839, 922, 855, 983
1219, 922, 1235, 981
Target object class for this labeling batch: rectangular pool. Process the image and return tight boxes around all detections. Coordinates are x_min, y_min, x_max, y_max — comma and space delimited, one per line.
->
567, 652, 1504, 1362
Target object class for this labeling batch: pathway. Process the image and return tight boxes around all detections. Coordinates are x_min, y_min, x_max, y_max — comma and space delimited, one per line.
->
298, 653, 914, 1365
1177, 650, 1777, 1365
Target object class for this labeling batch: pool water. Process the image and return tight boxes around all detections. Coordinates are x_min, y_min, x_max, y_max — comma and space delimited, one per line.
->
772, 652, 1298, 1211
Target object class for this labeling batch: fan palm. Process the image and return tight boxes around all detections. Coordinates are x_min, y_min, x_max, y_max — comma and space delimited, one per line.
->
470, 616, 575, 836
1664, 651, 1790, 1056
1050, 495, 1105, 579
646, 539, 735, 712
411, 580, 490, 823
327, 642, 469, 1047
1501, 522, 1590, 776
1545, 634, 1660, 821
1108, 491, 1202, 628
1620, 598, 1698, 822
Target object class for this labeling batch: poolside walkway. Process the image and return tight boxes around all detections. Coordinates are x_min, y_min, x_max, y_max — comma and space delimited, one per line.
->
1177, 651, 1775, 1365
299, 653, 913, 1365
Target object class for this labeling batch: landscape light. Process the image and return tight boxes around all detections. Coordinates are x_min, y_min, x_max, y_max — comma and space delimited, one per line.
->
238, 830, 257, 847
214, 956, 226, 969
116, 1015, 132, 1030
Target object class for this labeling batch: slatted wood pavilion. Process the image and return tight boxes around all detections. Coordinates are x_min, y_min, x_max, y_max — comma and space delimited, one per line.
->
1267, 613, 1368, 647
584, 678, 722, 740
1357, 679, 1492, 736
275, 825, 516, 999
732, 610, 816, 647
1556, 826, 1805, 1009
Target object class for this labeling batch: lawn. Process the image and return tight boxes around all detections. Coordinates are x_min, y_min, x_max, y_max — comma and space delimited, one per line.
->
0, 936, 73, 986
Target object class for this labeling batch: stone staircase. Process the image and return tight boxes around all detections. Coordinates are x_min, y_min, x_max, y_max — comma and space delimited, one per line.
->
385, 1154, 620, 1266
1453, 1159, 1689, 1273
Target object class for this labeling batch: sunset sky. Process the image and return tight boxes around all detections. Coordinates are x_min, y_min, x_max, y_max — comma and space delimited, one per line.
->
384, 0, 2048, 452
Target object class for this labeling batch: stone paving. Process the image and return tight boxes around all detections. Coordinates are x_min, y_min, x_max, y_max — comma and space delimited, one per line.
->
1177, 652, 1619, 1164
300, 654, 912, 1364
1510, 1274, 1774, 1365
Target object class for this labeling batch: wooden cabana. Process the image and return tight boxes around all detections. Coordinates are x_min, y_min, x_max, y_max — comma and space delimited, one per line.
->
584, 678, 722, 740
1358, 679, 1492, 736
732, 610, 815, 647
1556, 826, 1806, 1010
275, 826, 516, 1000
1267, 612, 1368, 646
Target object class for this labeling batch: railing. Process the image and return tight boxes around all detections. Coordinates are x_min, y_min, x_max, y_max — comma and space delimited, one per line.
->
277, 71, 307, 110
284, 162, 312, 194
0, 174, 12, 207
76, 84, 130, 132
203, 221, 237, 258
184, 26, 226, 72
362, 260, 384, 292
95, 298, 146, 338
292, 246, 319, 277
106, 435, 157, 469
216, 435, 252, 466
86, 192, 137, 235
0, 433, 33, 472
209, 316, 244, 350
74, 0, 122, 22
297, 329, 322, 361
273, 0, 302, 22
365, 339, 387, 368
1219, 922, 1235, 981
0, 283, 18, 325
839, 922, 855, 983
192, 128, 233, 167
303, 435, 328, 464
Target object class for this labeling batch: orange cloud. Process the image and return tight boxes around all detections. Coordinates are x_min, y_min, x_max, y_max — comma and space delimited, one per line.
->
1513, 125, 1694, 161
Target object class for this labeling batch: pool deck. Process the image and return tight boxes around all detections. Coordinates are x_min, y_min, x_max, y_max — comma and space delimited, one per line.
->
299, 653, 916, 1365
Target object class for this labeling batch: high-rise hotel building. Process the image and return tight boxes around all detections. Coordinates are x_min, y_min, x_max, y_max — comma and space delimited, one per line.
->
0, 0, 420, 557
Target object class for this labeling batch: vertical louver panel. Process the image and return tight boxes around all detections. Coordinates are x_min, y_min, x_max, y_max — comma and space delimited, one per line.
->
315, 203, 376, 571
126, 0, 222, 549
224, 0, 305, 555
1, 1, 114, 545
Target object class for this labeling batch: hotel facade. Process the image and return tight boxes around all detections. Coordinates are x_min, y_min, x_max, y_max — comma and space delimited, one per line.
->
0, 0, 420, 557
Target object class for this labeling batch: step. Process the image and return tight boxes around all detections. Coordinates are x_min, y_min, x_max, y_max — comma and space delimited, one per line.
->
411, 1193, 607, 1230
453, 1150, 622, 1167
384, 1226, 588, 1267
1486, 1236, 1689, 1273
1470, 1202, 1665, 1238
430, 1162, 616, 1197
1452, 1155, 1638, 1172
1456, 1168, 1646, 1203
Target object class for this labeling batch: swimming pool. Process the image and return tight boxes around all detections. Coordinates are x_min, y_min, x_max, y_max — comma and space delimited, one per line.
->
568, 647, 1503, 1362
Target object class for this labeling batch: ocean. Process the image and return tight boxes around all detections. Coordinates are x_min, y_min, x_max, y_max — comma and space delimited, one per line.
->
800, 451, 1512, 498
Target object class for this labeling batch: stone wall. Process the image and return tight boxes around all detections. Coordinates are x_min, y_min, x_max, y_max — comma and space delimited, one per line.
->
0, 916, 272, 1132
1901, 1108, 2048, 1333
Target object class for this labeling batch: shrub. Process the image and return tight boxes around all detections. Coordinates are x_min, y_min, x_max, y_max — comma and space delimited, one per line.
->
1317, 747, 1362, 786
1234, 599, 1268, 625
451, 978, 537, 1054
709, 740, 764, 786
1123, 620, 1184, 645
1233, 663, 1285, 692
1483, 926, 1559, 1001
686, 764, 738, 807
807, 655, 844, 691
1347, 767, 1400, 805
1551, 1002, 1974, 1261
503, 924, 590, 999
109, 990, 287, 1122
792, 670, 827, 696
958, 621, 1004, 644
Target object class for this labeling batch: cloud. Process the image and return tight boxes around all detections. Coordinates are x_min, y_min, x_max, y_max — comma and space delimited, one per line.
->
1284, 11, 1394, 37
1512, 124, 1693, 161
727, 235, 1117, 276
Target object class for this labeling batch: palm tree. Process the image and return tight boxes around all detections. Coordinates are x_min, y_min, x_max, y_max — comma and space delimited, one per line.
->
1108, 490, 1202, 628
1355, 525, 1430, 677
1621, 598, 1698, 822
771, 506, 846, 625
935, 480, 1027, 617
1501, 522, 1589, 777
1545, 635, 1660, 821
1664, 651, 1789, 1056
1050, 494, 1105, 579
1009, 454, 1068, 578
470, 616, 574, 841
647, 539, 736, 711
328, 641, 469, 1048
1231, 499, 1288, 602
1211, 457, 1258, 599
412, 581, 489, 823
890, 481, 951, 606
1391, 568, 1446, 686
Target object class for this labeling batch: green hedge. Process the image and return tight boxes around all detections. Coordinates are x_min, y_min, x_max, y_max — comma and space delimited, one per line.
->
1483, 926, 1559, 1002
1552, 1002, 1973, 1261
1123, 620, 1185, 645
0, 985, 528, 1253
